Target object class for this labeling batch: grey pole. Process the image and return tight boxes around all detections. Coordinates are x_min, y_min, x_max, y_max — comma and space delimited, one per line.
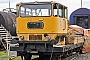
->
9, 0, 11, 12
9, 0, 10, 8
81, 0, 82, 8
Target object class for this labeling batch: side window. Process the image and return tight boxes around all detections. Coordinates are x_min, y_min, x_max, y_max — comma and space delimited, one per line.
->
59, 5, 63, 17
53, 4, 59, 16
63, 7, 67, 18
59, 5, 67, 18
62, 7, 67, 18
65, 8, 67, 18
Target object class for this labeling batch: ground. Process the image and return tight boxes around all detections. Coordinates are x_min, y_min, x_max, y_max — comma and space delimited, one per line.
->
0, 51, 90, 60
0, 51, 38, 60
0, 52, 20, 60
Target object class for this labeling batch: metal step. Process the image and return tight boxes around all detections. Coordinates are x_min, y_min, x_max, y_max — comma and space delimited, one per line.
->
0, 28, 5, 30
1, 35, 10, 37
0, 27, 4, 29
2, 37, 12, 40
1, 34, 11, 36
2, 35, 12, 37
0, 34, 7, 36
3, 36, 11, 38
3, 37, 12, 39
6, 41, 11, 43
0, 31, 7, 33
0, 28, 6, 30
4, 39, 12, 41
0, 33, 7, 34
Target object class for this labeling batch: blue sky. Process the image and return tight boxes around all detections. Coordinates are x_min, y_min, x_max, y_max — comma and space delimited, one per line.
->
0, 0, 90, 18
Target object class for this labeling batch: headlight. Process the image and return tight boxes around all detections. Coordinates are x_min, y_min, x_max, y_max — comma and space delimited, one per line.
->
46, 36, 50, 41
44, 33, 50, 41
19, 36, 24, 40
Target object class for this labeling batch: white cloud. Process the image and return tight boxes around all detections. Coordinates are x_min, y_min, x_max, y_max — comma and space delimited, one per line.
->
0, 0, 90, 18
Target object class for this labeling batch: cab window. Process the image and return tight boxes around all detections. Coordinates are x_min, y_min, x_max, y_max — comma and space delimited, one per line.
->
53, 3, 59, 16
59, 4, 67, 18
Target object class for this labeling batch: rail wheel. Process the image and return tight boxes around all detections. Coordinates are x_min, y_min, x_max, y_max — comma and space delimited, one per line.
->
39, 54, 50, 60
24, 53, 32, 60
9, 58, 12, 60
50, 55, 62, 60
39, 54, 58, 60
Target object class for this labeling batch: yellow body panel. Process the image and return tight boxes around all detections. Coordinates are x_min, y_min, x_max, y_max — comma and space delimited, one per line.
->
16, 16, 67, 40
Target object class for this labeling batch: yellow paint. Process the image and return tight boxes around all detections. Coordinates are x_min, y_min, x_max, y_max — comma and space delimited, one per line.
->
16, 2, 68, 44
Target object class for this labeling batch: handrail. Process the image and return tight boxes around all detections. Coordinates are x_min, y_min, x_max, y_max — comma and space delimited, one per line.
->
63, 19, 66, 30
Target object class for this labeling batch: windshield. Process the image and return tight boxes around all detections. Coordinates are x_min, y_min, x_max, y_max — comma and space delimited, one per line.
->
20, 4, 52, 16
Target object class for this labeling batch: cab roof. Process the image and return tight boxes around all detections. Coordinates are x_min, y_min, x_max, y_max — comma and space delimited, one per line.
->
16, 1, 67, 8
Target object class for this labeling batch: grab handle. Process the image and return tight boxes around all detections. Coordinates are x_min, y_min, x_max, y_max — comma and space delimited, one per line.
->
63, 19, 66, 30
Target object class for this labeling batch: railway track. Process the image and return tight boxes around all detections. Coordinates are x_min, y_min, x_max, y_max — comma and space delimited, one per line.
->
63, 53, 79, 60
0, 52, 89, 60
31, 53, 79, 60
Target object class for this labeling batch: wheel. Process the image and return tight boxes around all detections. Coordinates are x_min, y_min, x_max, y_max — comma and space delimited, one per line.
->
9, 58, 12, 60
24, 53, 32, 60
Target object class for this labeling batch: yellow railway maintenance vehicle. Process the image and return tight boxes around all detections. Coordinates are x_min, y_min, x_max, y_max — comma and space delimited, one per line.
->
10, 1, 84, 60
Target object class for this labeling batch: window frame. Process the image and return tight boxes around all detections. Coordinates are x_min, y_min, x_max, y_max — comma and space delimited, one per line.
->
19, 4, 52, 17
58, 4, 67, 18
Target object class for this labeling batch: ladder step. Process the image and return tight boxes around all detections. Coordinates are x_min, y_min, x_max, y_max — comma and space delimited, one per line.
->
7, 41, 11, 43
0, 33, 7, 35
0, 29, 6, 31
0, 34, 11, 36
0, 27, 4, 29
2, 37, 11, 39
3, 37, 12, 39
0, 31, 7, 33
5, 41, 11, 43
1, 35, 10, 37
0, 26, 6, 28
0, 33, 7, 34
4, 39, 12, 41
1, 35, 6, 37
